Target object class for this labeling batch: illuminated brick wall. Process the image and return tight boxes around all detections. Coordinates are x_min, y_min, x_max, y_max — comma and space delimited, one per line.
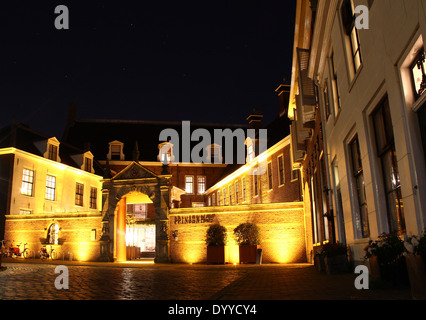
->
169, 202, 306, 264
4, 212, 103, 261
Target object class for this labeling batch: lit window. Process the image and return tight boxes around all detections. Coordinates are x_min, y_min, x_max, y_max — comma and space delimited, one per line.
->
212, 193, 216, 206
229, 185, 233, 205
223, 188, 227, 205
19, 209, 31, 215
90, 187, 97, 209
21, 169, 34, 196
372, 97, 406, 234
127, 203, 147, 219
45, 175, 56, 201
411, 48, 426, 99
217, 190, 221, 206
75, 182, 84, 206
341, 0, 363, 76
197, 176, 206, 194
185, 176, 194, 194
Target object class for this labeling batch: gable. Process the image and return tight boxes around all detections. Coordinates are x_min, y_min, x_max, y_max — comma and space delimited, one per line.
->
111, 162, 159, 180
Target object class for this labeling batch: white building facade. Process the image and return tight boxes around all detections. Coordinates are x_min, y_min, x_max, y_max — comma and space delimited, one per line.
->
289, 0, 426, 263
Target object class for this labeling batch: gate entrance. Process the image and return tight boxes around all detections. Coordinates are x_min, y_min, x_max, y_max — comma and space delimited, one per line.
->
100, 162, 172, 263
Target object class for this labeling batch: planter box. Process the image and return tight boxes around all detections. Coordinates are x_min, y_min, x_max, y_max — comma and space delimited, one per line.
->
324, 255, 349, 275
405, 254, 426, 300
314, 254, 326, 272
239, 245, 258, 264
207, 246, 225, 264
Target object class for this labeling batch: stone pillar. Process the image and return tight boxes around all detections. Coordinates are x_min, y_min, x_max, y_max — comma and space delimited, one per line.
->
116, 197, 127, 262
155, 183, 171, 263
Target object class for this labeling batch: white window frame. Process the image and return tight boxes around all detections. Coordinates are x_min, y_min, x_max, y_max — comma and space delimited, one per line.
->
185, 176, 194, 194
45, 175, 56, 201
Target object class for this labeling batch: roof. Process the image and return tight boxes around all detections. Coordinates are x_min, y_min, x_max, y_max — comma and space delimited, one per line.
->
0, 122, 104, 176
63, 118, 251, 162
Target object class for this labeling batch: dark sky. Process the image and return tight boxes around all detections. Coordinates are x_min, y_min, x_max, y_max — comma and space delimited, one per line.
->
1, 1, 296, 138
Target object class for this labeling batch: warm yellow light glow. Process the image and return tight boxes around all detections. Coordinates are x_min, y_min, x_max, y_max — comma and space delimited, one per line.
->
120, 260, 155, 265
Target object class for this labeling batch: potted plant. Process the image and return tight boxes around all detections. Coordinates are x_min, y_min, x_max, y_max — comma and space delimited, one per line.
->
404, 232, 426, 299
364, 232, 409, 287
322, 242, 349, 274
205, 224, 227, 264
233, 222, 260, 264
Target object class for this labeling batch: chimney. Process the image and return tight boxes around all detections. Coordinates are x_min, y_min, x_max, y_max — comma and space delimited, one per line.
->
247, 109, 263, 129
275, 82, 291, 117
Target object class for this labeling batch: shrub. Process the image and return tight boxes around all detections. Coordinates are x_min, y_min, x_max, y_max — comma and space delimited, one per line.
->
205, 224, 227, 247
233, 222, 260, 246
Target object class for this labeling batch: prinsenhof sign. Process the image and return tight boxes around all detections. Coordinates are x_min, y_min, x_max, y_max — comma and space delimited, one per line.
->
174, 214, 216, 225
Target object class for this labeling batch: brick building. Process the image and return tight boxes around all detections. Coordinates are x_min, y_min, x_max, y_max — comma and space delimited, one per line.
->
0, 101, 307, 263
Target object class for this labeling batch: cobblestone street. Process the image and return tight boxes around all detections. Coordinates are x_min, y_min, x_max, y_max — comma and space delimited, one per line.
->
0, 259, 413, 301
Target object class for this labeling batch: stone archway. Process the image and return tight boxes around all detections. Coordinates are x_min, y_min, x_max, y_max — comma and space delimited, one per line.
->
99, 162, 172, 263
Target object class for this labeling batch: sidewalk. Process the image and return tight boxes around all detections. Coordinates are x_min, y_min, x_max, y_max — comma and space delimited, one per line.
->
0, 258, 414, 300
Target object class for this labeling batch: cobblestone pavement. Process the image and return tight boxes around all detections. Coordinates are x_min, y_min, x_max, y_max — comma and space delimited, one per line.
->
0, 259, 413, 300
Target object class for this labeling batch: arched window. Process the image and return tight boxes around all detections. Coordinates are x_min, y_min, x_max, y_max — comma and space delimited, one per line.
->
47, 224, 59, 245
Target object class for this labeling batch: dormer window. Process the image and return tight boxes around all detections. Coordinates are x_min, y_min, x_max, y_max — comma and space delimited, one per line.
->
82, 151, 94, 173
246, 137, 255, 163
108, 141, 125, 161
45, 137, 61, 162
158, 142, 174, 164
206, 144, 222, 164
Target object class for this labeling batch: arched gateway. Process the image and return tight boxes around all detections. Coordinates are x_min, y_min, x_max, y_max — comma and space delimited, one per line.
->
99, 161, 172, 263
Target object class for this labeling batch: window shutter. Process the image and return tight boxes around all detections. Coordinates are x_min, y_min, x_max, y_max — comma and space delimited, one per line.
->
296, 48, 316, 107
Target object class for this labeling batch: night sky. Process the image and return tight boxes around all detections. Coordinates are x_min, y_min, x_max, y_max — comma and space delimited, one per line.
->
1, 1, 296, 138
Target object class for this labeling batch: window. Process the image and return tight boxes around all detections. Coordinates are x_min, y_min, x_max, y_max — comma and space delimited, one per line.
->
159, 142, 173, 164
47, 144, 58, 161
84, 157, 92, 172
330, 51, 341, 116
45, 175, 56, 201
411, 48, 426, 99
217, 190, 221, 206
253, 169, 259, 196
19, 209, 31, 215
372, 97, 406, 234
267, 162, 273, 190
197, 176, 206, 194
212, 193, 216, 206
341, 0, 362, 76
185, 176, 194, 194
223, 188, 227, 205
208, 196, 211, 207
235, 181, 239, 204
242, 177, 246, 202
229, 185, 233, 205
108, 141, 125, 161
90, 187, 97, 209
47, 224, 59, 245
323, 80, 331, 120
277, 155, 284, 186
208, 144, 222, 163
127, 203, 148, 219
21, 169, 34, 196
247, 145, 254, 162
75, 182, 84, 207
349, 135, 369, 238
